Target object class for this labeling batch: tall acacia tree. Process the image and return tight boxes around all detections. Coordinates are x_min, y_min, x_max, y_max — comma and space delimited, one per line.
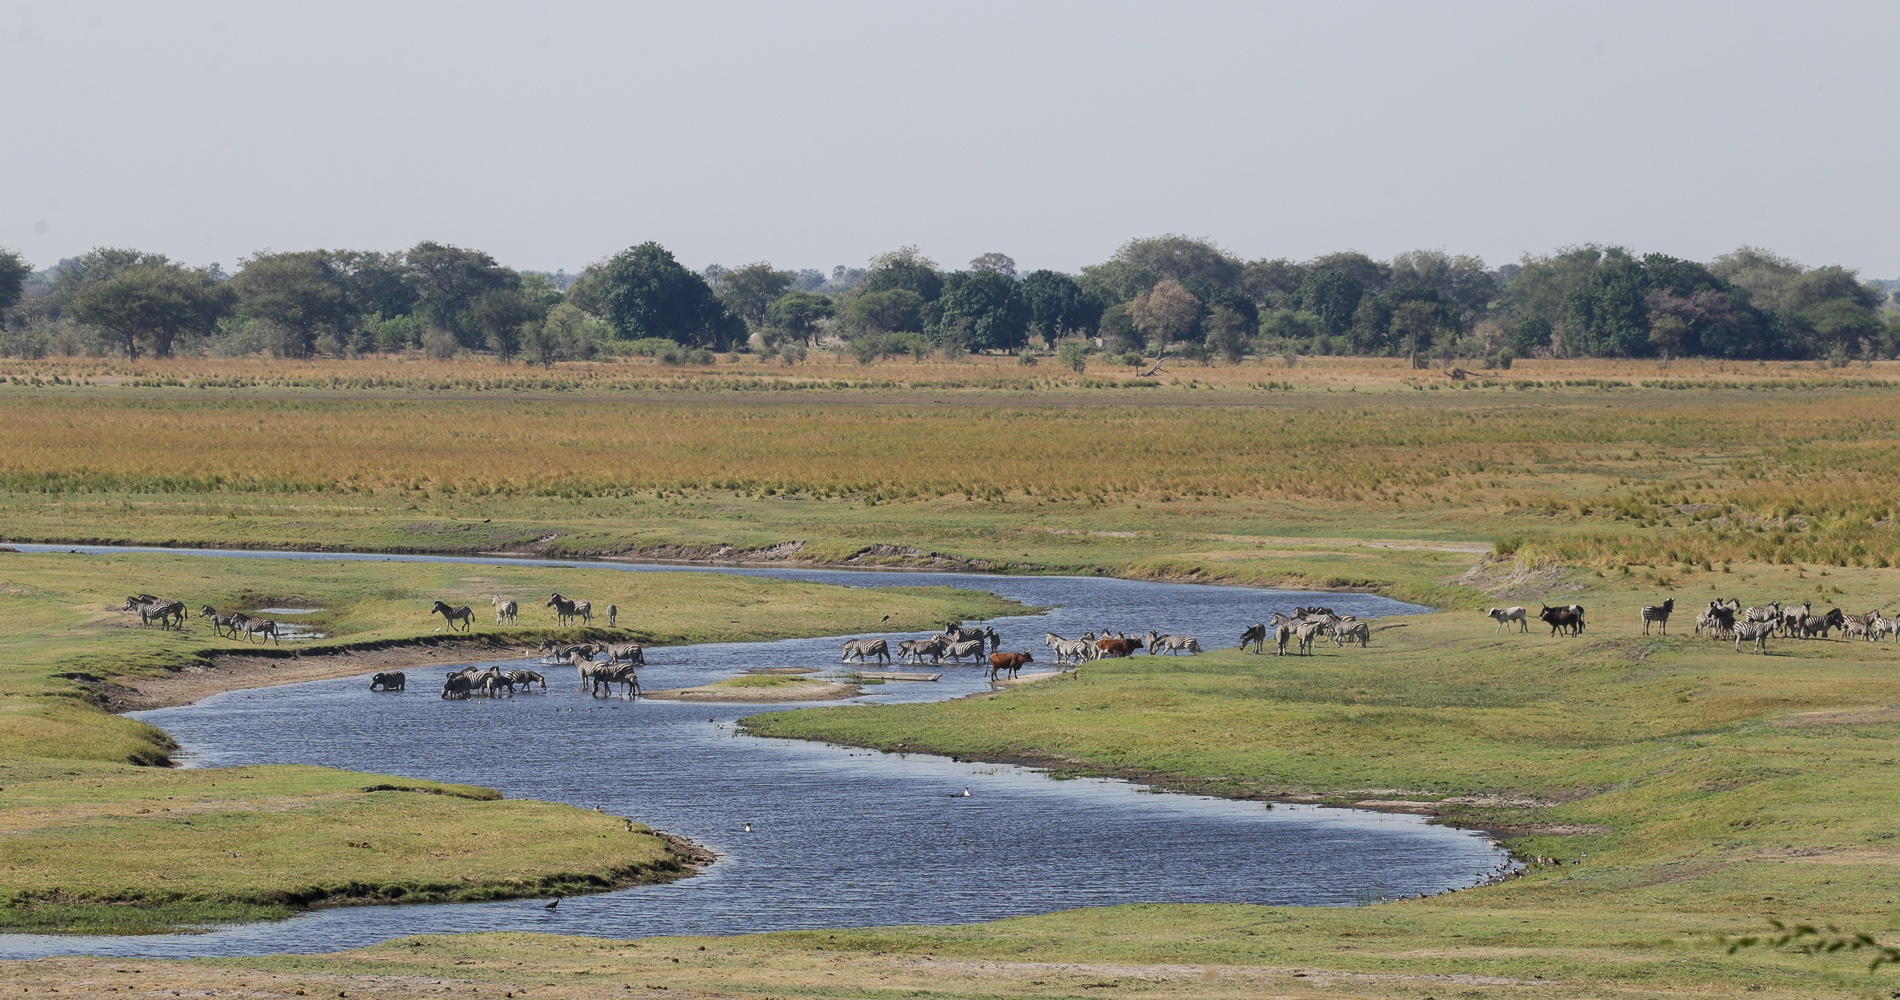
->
69, 262, 231, 360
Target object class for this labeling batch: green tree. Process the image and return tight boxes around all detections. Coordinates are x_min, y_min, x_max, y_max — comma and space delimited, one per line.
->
472, 281, 554, 362
1240, 258, 1305, 311
598, 242, 745, 349
1297, 267, 1365, 336
931, 270, 1029, 351
715, 262, 794, 331
1019, 270, 1101, 348
859, 246, 943, 301
764, 291, 835, 347
0, 247, 29, 316
1128, 279, 1199, 354
836, 289, 924, 339
69, 263, 231, 360
1204, 305, 1253, 362
405, 242, 515, 348
525, 301, 605, 368
1389, 250, 1495, 326
1390, 299, 1451, 369
1057, 339, 1089, 373
229, 251, 355, 358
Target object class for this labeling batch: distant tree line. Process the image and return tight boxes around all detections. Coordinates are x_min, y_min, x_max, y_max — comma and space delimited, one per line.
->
0, 236, 1893, 365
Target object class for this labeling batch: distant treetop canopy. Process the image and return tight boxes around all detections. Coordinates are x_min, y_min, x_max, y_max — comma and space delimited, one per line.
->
1, 235, 1892, 363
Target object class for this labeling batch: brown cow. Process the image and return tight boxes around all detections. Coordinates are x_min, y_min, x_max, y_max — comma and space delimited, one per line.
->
988, 650, 1033, 681
1095, 636, 1145, 658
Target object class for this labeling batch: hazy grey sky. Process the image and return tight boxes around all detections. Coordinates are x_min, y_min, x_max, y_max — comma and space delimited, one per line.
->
4, 1, 1896, 276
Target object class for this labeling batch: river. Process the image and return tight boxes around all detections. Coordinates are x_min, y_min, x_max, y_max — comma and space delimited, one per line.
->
0, 545, 1511, 958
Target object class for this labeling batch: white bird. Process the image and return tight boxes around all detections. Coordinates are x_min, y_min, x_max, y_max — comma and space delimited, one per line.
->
743, 822, 752, 833
957, 788, 971, 797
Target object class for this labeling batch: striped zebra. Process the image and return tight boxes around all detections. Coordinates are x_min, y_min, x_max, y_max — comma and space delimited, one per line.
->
1734, 620, 1774, 654
841, 638, 890, 663
1329, 620, 1370, 647
547, 593, 583, 626
1144, 631, 1202, 655
604, 642, 645, 665
200, 606, 248, 638
124, 596, 185, 630
430, 600, 474, 632
241, 618, 280, 644
898, 637, 947, 664
939, 638, 987, 662
491, 595, 518, 625
505, 669, 547, 691
1640, 598, 1674, 635
1294, 621, 1324, 656
1049, 637, 1095, 667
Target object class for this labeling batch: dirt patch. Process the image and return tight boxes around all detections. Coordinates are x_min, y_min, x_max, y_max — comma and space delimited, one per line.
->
108, 641, 539, 712
642, 681, 862, 703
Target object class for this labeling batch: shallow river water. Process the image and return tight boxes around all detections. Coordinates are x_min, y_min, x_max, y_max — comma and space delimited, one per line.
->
0, 546, 1510, 958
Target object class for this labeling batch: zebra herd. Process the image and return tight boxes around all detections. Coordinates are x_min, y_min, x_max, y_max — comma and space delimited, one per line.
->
835, 620, 1207, 677
1237, 607, 1374, 656
120, 595, 284, 644
1483, 596, 1897, 654
1689, 598, 1892, 653
431, 593, 621, 630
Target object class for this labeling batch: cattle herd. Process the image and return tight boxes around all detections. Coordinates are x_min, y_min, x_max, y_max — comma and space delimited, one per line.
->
1484, 597, 1895, 654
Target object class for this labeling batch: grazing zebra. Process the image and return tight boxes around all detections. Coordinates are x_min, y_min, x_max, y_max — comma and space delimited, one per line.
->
547, 593, 582, 626
200, 606, 247, 638
241, 618, 280, 644
608, 604, 618, 628
491, 595, 518, 625
1238, 623, 1267, 654
505, 669, 546, 691
441, 672, 474, 699
841, 638, 891, 663
1144, 631, 1202, 655
430, 600, 474, 632
1734, 620, 1774, 654
1641, 598, 1674, 635
898, 637, 947, 664
1329, 619, 1371, 647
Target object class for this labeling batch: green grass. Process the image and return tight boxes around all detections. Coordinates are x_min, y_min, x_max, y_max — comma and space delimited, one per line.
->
0, 550, 1016, 931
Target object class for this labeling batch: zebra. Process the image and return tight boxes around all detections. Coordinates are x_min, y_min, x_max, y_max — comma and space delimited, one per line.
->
430, 600, 474, 632
1238, 624, 1267, 653
608, 604, 618, 628
505, 669, 547, 691
491, 595, 518, 626
604, 642, 645, 665
241, 618, 280, 644
583, 662, 639, 698
1049, 637, 1095, 667
1294, 621, 1323, 656
1778, 602, 1812, 637
942, 625, 988, 644
1873, 612, 1900, 641
1734, 620, 1774, 654
1143, 631, 1202, 655
898, 637, 947, 664
1697, 601, 1736, 639
200, 606, 247, 638
939, 638, 987, 662
547, 593, 582, 626
124, 596, 185, 630
1329, 619, 1371, 647
1640, 598, 1674, 635
841, 638, 891, 663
